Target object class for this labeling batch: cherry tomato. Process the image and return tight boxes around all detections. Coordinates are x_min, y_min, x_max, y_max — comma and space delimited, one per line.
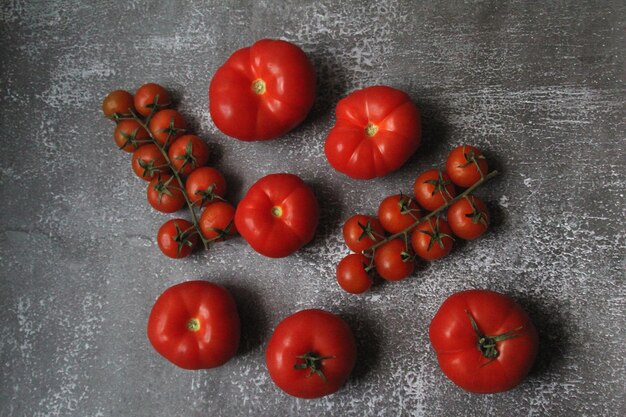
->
199, 202, 237, 241
336, 253, 373, 294
413, 169, 457, 212
146, 175, 186, 213
157, 219, 198, 259
429, 289, 538, 393
446, 145, 488, 188
131, 144, 169, 181
266, 309, 356, 399
373, 239, 414, 281
148, 109, 186, 147
113, 119, 150, 152
411, 217, 454, 261
134, 83, 170, 117
147, 280, 240, 369
167, 135, 210, 176
448, 196, 490, 240
378, 194, 421, 234
185, 167, 227, 207
324, 86, 421, 179
342, 214, 386, 253
209, 39, 316, 141
234, 173, 319, 258
102, 89, 135, 118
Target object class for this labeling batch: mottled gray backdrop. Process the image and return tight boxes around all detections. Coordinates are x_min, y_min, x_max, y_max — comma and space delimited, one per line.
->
1, 1, 624, 416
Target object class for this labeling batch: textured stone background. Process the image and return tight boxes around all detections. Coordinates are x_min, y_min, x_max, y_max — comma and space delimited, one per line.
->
1, 1, 625, 416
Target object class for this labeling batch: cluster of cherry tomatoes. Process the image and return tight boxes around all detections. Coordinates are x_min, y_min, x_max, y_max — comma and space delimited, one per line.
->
102, 83, 236, 259
337, 144, 496, 293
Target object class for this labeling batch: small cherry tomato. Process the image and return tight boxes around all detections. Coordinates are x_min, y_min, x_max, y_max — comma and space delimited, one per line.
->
413, 169, 457, 212
342, 214, 386, 253
157, 219, 198, 259
411, 217, 454, 261
148, 109, 186, 147
373, 239, 414, 281
134, 83, 170, 117
146, 175, 186, 213
102, 90, 135, 118
113, 119, 149, 152
131, 144, 169, 181
378, 194, 421, 234
447, 196, 490, 240
446, 145, 488, 188
336, 253, 373, 294
167, 135, 210, 176
199, 202, 237, 241
185, 167, 227, 207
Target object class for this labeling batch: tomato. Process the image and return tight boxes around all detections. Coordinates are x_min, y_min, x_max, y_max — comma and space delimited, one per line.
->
324, 86, 421, 179
429, 289, 538, 393
113, 119, 149, 152
199, 202, 237, 241
209, 39, 316, 141
157, 218, 198, 259
413, 169, 457, 212
446, 145, 488, 188
146, 175, 186, 213
102, 89, 135, 118
373, 239, 414, 281
266, 309, 356, 398
185, 167, 227, 207
147, 280, 240, 369
148, 109, 186, 147
342, 214, 386, 253
411, 217, 454, 261
448, 196, 489, 240
378, 194, 421, 234
167, 135, 210, 176
336, 253, 373, 294
134, 83, 170, 117
131, 144, 169, 181
234, 173, 319, 258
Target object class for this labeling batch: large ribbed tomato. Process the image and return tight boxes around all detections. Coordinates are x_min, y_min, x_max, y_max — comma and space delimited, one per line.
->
209, 39, 316, 141
324, 86, 421, 179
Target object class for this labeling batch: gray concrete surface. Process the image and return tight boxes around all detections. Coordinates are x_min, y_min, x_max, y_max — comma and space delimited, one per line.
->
1, 1, 625, 416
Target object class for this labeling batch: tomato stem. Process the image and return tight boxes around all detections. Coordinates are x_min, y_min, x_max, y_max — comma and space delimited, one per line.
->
293, 352, 335, 383
465, 310, 523, 367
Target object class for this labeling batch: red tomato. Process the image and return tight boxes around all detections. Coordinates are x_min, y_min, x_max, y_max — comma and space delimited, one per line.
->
147, 280, 240, 369
373, 239, 414, 281
102, 89, 135, 118
446, 145, 488, 188
429, 289, 538, 393
336, 253, 373, 294
157, 219, 198, 259
209, 39, 316, 141
324, 86, 421, 179
146, 175, 186, 213
448, 196, 490, 240
378, 194, 421, 234
185, 167, 227, 207
167, 135, 210, 175
342, 214, 386, 253
413, 169, 457, 212
234, 173, 319, 258
131, 144, 169, 181
199, 202, 237, 240
134, 83, 170, 117
411, 217, 454, 261
148, 109, 186, 147
266, 309, 356, 398
113, 119, 149, 152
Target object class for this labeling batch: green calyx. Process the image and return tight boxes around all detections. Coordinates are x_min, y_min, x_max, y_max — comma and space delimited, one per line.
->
420, 217, 454, 251
465, 310, 523, 366
293, 352, 336, 383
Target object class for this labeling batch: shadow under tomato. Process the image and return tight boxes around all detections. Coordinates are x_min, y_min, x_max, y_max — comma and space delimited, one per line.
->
305, 178, 346, 245
405, 96, 452, 170
221, 283, 269, 356
339, 310, 381, 383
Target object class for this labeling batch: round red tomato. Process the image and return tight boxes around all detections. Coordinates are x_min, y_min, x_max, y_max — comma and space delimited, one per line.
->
199, 202, 237, 240
113, 119, 149, 152
448, 196, 490, 240
168, 134, 210, 175
429, 289, 538, 393
413, 169, 457, 212
373, 239, 414, 281
209, 39, 316, 141
147, 175, 185, 213
378, 194, 421, 234
157, 218, 198, 259
148, 109, 186, 147
131, 144, 169, 181
411, 217, 454, 261
266, 309, 356, 398
134, 83, 170, 117
324, 86, 421, 179
102, 89, 135, 118
148, 280, 240, 369
342, 214, 385, 253
336, 253, 373, 294
185, 167, 227, 207
234, 173, 319, 258
446, 145, 488, 188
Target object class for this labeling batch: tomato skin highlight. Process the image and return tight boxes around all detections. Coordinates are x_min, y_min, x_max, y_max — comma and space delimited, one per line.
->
146, 175, 186, 213
167, 134, 210, 176
185, 167, 227, 207
446, 145, 488, 188
373, 239, 414, 281
413, 169, 457, 212
134, 83, 170, 117
336, 253, 373, 294
131, 144, 169, 181
102, 90, 135, 118
149, 109, 186, 147
199, 202, 237, 240
147, 281, 240, 370
157, 219, 198, 259
447, 196, 490, 240
342, 214, 386, 253
378, 194, 421, 234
